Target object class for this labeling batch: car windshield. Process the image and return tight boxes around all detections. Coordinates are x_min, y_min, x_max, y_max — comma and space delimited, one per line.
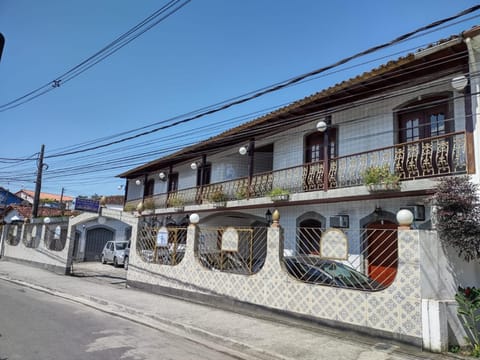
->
115, 242, 128, 250
318, 261, 371, 286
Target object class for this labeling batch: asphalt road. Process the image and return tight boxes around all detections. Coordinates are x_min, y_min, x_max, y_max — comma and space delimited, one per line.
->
0, 280, 240, 360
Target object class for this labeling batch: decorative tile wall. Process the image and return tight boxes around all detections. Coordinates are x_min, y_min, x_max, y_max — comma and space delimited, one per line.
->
127, 221, 422, 341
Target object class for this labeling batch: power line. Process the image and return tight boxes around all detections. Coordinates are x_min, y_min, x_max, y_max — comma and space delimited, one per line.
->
42, 5, 480, 159
0, 0, 191, 112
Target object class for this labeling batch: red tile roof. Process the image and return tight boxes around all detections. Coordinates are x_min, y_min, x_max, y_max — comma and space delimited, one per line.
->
16, 189, 74, 202
5, 205, 77, 219
118, 27, 478, 178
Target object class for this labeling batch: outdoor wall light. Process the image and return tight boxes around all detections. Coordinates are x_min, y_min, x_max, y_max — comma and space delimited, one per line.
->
397, 208, 414, 228
43, 217, 51, 224
191, 162, 200, 170
189, 213, 200, 224
158, 172, 167, 181
135, 179, 142, 186
265, 209, 272, 224
316, 120, 328, 132
451, 75, 468, 91
239, 142, 254, 156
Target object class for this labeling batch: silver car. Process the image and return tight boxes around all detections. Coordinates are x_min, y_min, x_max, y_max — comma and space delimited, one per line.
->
101, 241, 130, 268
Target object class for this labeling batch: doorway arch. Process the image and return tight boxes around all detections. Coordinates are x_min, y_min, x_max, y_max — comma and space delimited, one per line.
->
296, 212, 325, 255
364, 220, 398, 287
85, 227, 114, 261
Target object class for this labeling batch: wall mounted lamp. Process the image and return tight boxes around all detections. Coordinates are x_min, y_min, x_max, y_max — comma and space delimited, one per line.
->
158, 172, 167, 181
135, 179, 142, 186
265, 209, 272, 224
239, 141, 254, 156
191, 162, 201, 170
316, 120, 328, 133
451, 75, 468, 91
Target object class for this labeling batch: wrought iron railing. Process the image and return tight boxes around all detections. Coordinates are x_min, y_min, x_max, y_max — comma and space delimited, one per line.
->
6, 224, 21, 246
22, 223, 41, 248
283, 227, 398, 291
137, 218, 187, 265
44, 223, 68, 251
125, 131, 467, 210
197, 226, 268, 275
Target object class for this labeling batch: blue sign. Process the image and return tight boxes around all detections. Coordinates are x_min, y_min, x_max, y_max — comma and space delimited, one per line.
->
74, 198, 100, 213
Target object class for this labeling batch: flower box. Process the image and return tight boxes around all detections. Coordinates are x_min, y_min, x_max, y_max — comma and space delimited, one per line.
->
270, 194, 290, 202
367, 183, 401, 193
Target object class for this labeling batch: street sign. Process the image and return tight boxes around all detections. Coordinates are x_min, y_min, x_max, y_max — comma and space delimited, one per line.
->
156, 226, 168, 247
74, 198, 100, 213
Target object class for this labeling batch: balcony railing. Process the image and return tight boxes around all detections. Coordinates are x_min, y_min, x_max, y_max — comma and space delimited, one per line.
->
126, 132, 467, 210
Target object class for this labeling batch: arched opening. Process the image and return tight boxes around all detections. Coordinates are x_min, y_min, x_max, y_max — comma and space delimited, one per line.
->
298, 219, 322, 255
85, 227, 114, 261
364, 220, 398, 286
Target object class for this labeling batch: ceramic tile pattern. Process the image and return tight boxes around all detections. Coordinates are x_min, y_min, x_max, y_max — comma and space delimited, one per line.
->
128, 219, 423, 341
320, 228, 348, 259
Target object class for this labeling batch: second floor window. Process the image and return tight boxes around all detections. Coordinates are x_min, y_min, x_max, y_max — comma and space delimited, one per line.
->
196, 163, 211, 186
398, 96, 452, 143
168, 173, 179, 193
144, 179, 155, 197
305, 128, 337, 163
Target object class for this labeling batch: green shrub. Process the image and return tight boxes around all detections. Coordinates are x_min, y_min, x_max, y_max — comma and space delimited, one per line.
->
268, 187, 290, 197
432, 176, 480, 262
209, 189, 228, 202
455, 286, 480, 355
363, 165, 400, 185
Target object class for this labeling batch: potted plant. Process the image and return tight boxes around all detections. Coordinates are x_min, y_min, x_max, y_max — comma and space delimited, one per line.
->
209, 189, 228, 208
143, 199, 155, 210
363, 165, 401, 192
268, 187, 290, 202
167, 196, 184, 211
235, 186, 248, 200
123, 203, 136, 213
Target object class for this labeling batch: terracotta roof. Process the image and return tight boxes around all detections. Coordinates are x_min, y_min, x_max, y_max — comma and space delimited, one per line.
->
103, 195, 124, 205
16, 189, 74, 202
5, 204, 77, 219
118, 27, 477, 178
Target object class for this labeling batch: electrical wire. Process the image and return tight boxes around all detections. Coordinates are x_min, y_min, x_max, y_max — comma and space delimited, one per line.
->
1, 10, 478, 191
0, 0, 191, 112
39, 5, 480, 159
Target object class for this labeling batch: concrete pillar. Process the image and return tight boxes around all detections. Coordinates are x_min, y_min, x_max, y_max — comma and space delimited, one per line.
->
422, 299, 448, 352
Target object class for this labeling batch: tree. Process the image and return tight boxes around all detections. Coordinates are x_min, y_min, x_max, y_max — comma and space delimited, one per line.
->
432, 176, 480, 262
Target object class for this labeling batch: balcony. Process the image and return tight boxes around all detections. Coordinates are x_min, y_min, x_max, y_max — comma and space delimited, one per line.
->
125, 131, 467, 210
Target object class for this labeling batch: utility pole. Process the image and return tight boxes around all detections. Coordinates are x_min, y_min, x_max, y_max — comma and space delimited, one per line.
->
59, 187, 65, 216
32, 144, 45, 218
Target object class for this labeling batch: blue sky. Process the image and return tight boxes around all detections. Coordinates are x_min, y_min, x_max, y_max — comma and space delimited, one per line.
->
1, 1, 479, 198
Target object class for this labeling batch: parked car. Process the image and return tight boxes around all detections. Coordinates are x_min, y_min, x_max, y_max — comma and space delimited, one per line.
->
284, 256, 382, 290
101, 241, 130, 268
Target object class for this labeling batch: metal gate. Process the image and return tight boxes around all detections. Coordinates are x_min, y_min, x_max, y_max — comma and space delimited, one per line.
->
84, 228, 113, 261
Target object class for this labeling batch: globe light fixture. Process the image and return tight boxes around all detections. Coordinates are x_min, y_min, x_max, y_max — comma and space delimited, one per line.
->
396, 209, 414, 229
191, 162, 198, 170
239, 146, 248, 156
43, 217, 51, 224
316, 120, 328, 132
135, 179, 142, 186
451, 75, 468, 91
159, 172, 167, 181
189, 213, 200, 224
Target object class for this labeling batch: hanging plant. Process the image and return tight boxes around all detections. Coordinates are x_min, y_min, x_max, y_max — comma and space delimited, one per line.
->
432, 176, 480, 262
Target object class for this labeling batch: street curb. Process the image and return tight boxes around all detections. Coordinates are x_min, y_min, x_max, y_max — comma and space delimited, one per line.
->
0, 275, 289, 360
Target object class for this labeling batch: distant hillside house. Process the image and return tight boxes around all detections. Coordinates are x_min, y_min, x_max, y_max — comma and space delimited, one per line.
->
15, 189, 74, 210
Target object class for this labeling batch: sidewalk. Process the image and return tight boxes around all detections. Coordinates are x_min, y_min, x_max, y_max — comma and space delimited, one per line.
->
0, 260, 458, 360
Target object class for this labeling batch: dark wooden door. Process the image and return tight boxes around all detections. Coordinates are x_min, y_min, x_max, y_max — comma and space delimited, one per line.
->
365, 221, 398, 286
